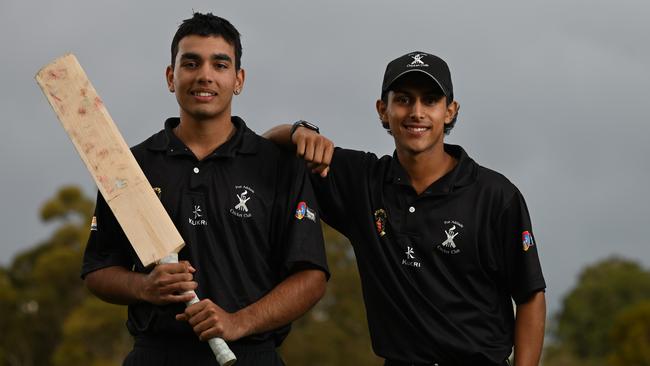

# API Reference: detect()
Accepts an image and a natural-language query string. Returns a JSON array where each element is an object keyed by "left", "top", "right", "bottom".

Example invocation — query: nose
[
  {"left": 410, "top": 99, "right": 425, "bottom": 120},
  {"left": 197, "top": 63, "right": 214, "bottom": 84}
]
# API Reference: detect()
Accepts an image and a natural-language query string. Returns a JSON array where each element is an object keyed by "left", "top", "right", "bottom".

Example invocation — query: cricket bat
[{"left": 35, "top": 54, "right": 236, "bottom": 366}]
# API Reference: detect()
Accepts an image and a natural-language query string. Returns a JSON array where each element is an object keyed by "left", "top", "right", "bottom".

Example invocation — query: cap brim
[{"left": 384, "top": 69, "right": 448, "bottom": 97}]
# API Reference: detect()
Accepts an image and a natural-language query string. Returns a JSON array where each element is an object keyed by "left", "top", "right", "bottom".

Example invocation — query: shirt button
[
  {"left": 193, "top": 167, "right": 200, "bottom": 174},
  {"left": 408, "top": 206, "right": 415, "bottom": 213}
]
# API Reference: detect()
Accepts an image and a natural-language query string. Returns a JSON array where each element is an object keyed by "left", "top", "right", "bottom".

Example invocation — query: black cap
[{"left": 381, "top": 51, "right": 453, "bottom": 101}]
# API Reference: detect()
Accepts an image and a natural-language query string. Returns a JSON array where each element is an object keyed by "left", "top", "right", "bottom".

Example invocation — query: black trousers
[{"left": 124, "top": 337, "right": 285, "bottom": 366}]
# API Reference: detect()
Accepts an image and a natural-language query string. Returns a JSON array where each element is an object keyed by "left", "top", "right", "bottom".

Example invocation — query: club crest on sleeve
[
  {"left": 522, "top": 231, "right": 535, "bottom": 251},
  {"left": 295, "top": 201, "right": 316, "bottom": 222},
  {"left": 90, "top": 216, "right": 97, "bottom": 231},
  {"left": 374, "top": 209, "right": 387, "bottom": 237}
]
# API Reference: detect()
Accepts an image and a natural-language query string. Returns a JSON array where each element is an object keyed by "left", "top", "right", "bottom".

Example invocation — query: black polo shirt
[
  {"left": 312, "top": 144, "right": 545, "bottom": 365},
  {"left": 82, "top": 117, "right": 329, "bottom": 348}
]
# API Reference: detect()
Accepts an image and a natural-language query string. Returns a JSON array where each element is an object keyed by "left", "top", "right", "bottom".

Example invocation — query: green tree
[
  {"left": 607, "top": 300, "right": 650, "bottom": 366},
  {"left": 280, "top": 224, "right": 382, "bottom": 365},
  {"left": 0, "top": 186, "right": 112, "bottom": 366},
  {"left": 52, "top": 297, "right": 131, "bottom": 366},
  {"left": 544, "top": 257, "right": 650, "bottom": 366}
]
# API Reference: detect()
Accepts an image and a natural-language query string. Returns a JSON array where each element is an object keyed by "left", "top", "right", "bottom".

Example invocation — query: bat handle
[{"left": 161, "top": 254, "right": 237, "bottom": 366}]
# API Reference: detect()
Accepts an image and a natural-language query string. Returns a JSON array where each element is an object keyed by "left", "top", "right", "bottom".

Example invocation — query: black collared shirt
[
  {"left": 312, "top": 144, "right": 545, "bottom": 365},
  {"left": 82, "top": 117, "right": 329, "bottom": 347}
]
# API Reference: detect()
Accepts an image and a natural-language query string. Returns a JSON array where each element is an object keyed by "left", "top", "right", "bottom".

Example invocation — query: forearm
[
  {"left": 235, "top": 269, "right": 326, "bottom": 337},
  {"left": 84, "top": 266, "right": 146, "bottom": 305},
  {"left": 262, "top": 124, "right": 294, "bottom": 147},
  {"left": 514, "top": 290, "right": 546, "bottom": 366}
]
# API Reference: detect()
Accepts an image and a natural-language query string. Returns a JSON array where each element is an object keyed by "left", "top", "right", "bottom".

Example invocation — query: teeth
[
  {"left": 194, "top": 92, "right": 215, "bottom": 97},
  {"left": 406, "top": 127, "right": 427, "bottom": 132}
]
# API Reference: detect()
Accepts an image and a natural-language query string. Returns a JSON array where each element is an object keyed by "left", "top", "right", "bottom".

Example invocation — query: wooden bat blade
[{"left": 35, "top": 54, "right": 184, "bottom": 266}]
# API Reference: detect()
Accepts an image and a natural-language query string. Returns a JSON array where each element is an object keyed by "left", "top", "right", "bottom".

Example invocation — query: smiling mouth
[
  {"left": 404, "top": 126, "right": 429, "bottom": 132},
  {"left": 192, "top": 91, "right": 217, "bottom": 97}
]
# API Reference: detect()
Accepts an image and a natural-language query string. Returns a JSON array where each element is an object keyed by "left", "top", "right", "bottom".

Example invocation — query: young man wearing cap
[
  {"left": 264, "top": 52, "right": 546, "bottom": 366},
  {"left": 82, "top": 13, "right": 329, "bottom": 365}
]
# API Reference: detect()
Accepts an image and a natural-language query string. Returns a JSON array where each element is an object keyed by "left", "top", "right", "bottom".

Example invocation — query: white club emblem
[
  {"left": 192, "top": 205, "right": 202, "bottom": 219},
  {"left": 235, "top": 190, "right": 251, "bottom": 212},
  {"left": 405, "top": 246, "right": 415, "bottom": 259},
  {"left": 410, "top": 54, "right": 425, "bottom": 66},
  {"left": 441, "top": 225, "right": 459, "bottom": 248}
]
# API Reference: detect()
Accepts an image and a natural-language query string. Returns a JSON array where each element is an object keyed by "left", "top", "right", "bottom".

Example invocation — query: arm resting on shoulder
[
  {"left": 263, "top": 124, "right": 334, "bottom": 177},
  {"left": 514, "top": 290, "right": 546, "bottom": 366}
]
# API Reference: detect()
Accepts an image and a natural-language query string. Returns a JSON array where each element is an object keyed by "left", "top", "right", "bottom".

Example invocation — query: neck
[
  {"left": 175, "top": 112, "right": 235, "bottom": 160},
  {"left": 396, "top": 144, "right": 457, "bottom": 195}
]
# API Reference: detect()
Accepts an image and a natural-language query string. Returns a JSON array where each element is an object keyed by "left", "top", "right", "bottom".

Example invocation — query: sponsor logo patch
[
  {"left": 295, "top": 201, "right": 316, "bottom": 222},
  {"left": 522, "top": 231, "right": 535, "bottom": 251}
]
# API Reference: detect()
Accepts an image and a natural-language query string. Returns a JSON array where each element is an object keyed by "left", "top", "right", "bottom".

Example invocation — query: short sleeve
[
  {"left": 81, "top": 191, "right": 137, "bottom": 279},
  {"left": 277, "top": 158, "right": 330, "bottom": 280},
  {"left": 499, "top": 190, "right": 546, "bottom": 304},
  {"left": 309, "top": 148, "right": 374, "bottom": 234}
]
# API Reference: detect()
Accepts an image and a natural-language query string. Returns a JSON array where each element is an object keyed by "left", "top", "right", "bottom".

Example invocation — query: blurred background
[{"left": 1, "top": 1, "right": 649, "bottom": 365}]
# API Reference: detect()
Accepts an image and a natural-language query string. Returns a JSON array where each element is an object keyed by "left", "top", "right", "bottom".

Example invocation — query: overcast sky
[{"left": 2, "top": 1, "right": 649, "bottom": 317}]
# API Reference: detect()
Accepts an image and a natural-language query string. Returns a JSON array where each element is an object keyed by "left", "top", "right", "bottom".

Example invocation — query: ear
[
  {"left": 445, "top": 100, "right": 460, "bottom": 124},
  {"left": 166, "top": 65, "right": 174, "bottom": 93},
  {"left": 235, "top": 68, "right": 246, "bottom": 94},
  {"left": 376, "top": 98, "right": 388, "bottom": 127}
]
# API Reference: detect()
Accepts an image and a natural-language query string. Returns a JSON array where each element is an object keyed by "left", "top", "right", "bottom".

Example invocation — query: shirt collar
[
  {"left": 147, "top": 116, "right": 258, "bottom": 157},
  {"left": 387, "top": 144, "right": 477, "bottom": 195}
]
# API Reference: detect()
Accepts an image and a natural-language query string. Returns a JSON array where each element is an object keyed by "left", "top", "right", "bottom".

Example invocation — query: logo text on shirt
[
  {"left": 189, "top": 205, "right": 208, "bottom": 226},
  {"left": 230, "top": 185, "right": 255, "bottom": 218},
  {"left": 435, "top": 220, "right": 463, "bottom": 255}
]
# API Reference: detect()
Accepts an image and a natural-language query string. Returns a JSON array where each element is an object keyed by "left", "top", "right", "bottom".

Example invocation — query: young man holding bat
[
  {"left": 264, "top": 52, "right": 546, "bottom": 365},
  {"left": 81, "top": 13, "right": 328, "bottom": 366}
]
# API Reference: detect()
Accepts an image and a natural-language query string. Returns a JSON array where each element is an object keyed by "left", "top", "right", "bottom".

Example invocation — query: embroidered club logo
[
  {"left": 402, "top": 245, "right": 421, "bottom": 268},
  {"left": 522, "top": 231, "right": 535, "bottom": 251},
  {"left": 90, "top": 216, "right": 97, "bottom": 231},
  {"left": 235, "top": 190, "right": 251, "bottom": 212},
  {"left": 189, "top": 205, "right": 207, "bottom": 226},
  {"left": 435, "top": 220, "right": 463, "bottom": 255},
  {"left": 230, "top": 185, "right": 255, "bottom": 218},
  {"left": 407, "top": 54, "right": 428, "bottom": 68},
  {"left": 374, "top": 209, "right": 387, "bottom": 237},
  {"left": 442, "top": 225, "right": 459, "bottom": 248},
  {"left": 295, "top": 201, "right": 316, "bottom": 222}
]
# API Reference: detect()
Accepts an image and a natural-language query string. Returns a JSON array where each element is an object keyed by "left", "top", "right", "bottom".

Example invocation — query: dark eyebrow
[{"left": 179, "top": 53, "right": 233, "bottom": 63}]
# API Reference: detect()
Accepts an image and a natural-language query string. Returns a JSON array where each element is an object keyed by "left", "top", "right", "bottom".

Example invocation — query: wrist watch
[{"left": 290, "top": 120, "right": 320, "bottom": 139}]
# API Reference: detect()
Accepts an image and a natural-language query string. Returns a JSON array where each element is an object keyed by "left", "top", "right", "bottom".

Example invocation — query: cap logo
[{"left": 408, "top": 54, "right": 428, "bottom": 68}]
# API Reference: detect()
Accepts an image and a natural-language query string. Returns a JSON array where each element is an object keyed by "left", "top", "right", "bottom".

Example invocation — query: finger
[
  {"left": 155, "top": 262, "right": 191, "bottom": 275},
  {"left": 322, "top": 142, "right": 334, "bottom": 166},
  {"left": 295, "top": 137, "right": 306, "bottom": 158},
  {"left": 159, "top": 292, "right": 196, "bottom": 305},
  {"left": 304, "top": 139, "right": 316, "bottom": 162},
  {"left": 321, "top": 166, "right": 330, "bottom": 178},
  {"left": 154, "top": 274, "right": 194, "bottom": 290},
  {"left": 179, "top": 260, "right": 196, "bottom": 273},
  {"left": 311, "top": 139, "right": 325, "bottom": 165},
  {"left": 176, "top": 313, "right": 188, "bottom": 321}
]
